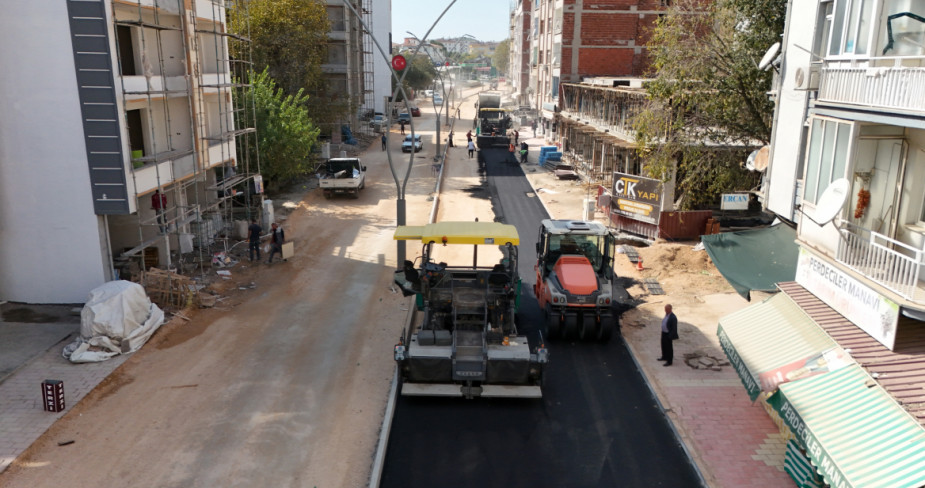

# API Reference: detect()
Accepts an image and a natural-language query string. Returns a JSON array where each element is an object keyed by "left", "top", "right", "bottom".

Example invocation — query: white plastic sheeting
[{"left": 63, "top": 280, "right": 165, "bottom": 363}]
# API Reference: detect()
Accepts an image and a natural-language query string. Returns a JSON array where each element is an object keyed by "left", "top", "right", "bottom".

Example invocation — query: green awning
[
  {"left": 701, "top": 223, "right": 799, "bottom": 300},
  {"left": 769, "top": 364, "right": 925, "bottom": 488},
  {"left": 785, "top": 439, "right": 824, "bottom": 488},
  {"left": 717, "top": 293, "right": 852, "bottom": 402}
]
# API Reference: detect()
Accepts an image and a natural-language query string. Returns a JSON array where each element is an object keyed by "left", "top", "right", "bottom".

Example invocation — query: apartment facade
[
  {"left": 527, "top": 0, "right": 664, "bottom": 133},
  {"left": 0, "top": 0, "right": 258, "bottom": 303},
  {"left": 721, "top": 0, "right": 925, "bottom": 484},
  {"left": 509, "top": 0, "right": 532, "bottom": 105}
]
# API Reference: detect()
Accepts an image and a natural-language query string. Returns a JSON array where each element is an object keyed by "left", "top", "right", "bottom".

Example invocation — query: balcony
[
  {"left": 837, "top": 221, "right": 925, "bottom": 302},
  {"left": 818, "top": 65, "right": 925, "bottom": 113}
]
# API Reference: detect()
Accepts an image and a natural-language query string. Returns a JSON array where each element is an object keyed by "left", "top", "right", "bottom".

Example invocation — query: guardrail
[
  {"left": 837, "top": 221, "right": 924, "bottom": 300},
  {"left": 819, "top": 66, "right": 925, "bottom": 112}
]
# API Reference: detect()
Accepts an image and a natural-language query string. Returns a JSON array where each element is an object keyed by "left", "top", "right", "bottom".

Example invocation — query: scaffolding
[
  {"left": 110, "top": 0, "right": 260, "bottom": 294},
  {"left": 360, "top": 0, "right": 376, "bottom": 134}
]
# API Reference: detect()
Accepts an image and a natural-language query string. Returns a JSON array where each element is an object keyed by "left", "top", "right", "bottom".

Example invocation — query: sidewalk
[
  {"left": 515, "top": 121, "right": 793, "bottom": 488},
  {"left": 0, "top": 307, "right": 128, "bottom": 473}
]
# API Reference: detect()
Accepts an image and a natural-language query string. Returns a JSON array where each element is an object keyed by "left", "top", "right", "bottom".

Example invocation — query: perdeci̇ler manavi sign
[{"left": 795, "top": 247, "right": 899, "bottom": 350}]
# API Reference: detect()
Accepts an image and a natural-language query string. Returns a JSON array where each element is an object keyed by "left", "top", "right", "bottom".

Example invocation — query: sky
[{"left": 390, "top": 0, "right": 511, "bottom": 43}]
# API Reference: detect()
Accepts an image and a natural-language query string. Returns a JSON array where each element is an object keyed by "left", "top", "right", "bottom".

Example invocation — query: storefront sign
[
  {"left": 611, "top": 172, "right": 662, "bottom": 225},
  {"left": 795, "top": 248, "right": 899, "bottom": 350},
  {"left": 721, "top": 193, "right": 749, "bottom": 210},
  {"left": 717, "top": 325, "right": 762, "bottom": 401}
]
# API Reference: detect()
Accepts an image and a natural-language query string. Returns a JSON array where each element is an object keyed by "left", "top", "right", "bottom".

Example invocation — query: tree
[
  {"left": 634, "top": 0, "right": 786, "bottom": 209},
  {"left": 492, "top": 39, "right": 510, "bottom": 75},
  {"left": 229, "top": 0, "right": 348, "bottom": 133},
  {"left": 393, "top": 54, "right": 436, "bottom": 99},
  {"left": 243, "top": 69, "right": 321, "bottom": 191}
]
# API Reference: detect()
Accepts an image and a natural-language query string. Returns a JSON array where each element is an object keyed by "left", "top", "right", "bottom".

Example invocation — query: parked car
[
  {"left": 369, "top": 114, "right": 388, "bottom": 132},
  {"left": 402, "top": 134, "right": 423, "bottom": 153},
  {"left": 397, "top": 112, "right": 412, "bottom": 124},
  {"left": 433, "top": 94, "right": 443, "bottom": 106},
  {"left": 410, "top": 107, "right": 421, "bottom": 117},
  {"left": 422, "top": 90, "right": 433, "bottom": 98}
]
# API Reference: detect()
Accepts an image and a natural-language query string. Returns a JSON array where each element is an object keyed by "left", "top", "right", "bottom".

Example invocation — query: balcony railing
[
  {"left": 837, "top": 221, "right": 925, "bottom": 301},
  {"left": 818, "top": 66, "right": 925, "bottom": 112}
]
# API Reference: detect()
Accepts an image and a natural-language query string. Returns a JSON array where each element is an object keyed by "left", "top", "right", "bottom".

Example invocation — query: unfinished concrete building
[{"left": 0, "top": 0, "right": 259, "bottom": 303}]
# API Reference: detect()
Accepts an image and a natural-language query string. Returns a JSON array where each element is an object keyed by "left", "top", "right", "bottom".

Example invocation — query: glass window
[
  {"left": 805, "top": 119, "right": 824, "bottom": 202},
  {"left": 829, "top": 0, "right": 846, "bottom": 55},
  {"left": 803, "top": 118, "right": 853, "bottom": 204},
  {"left": 327, "top": 6, "right": 345, "bottom": 32},
  {"left": 880, "top": 0, "right": 925, "bottom": 56}
]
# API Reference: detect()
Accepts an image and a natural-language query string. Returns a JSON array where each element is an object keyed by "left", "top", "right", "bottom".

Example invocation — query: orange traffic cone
[{"left": 637, "top": 259, "right": 644, "bottom": 271}]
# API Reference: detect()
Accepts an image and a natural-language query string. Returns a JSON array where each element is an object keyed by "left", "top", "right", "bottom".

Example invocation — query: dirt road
[{"left": 0, "top": 91, "right": 485, "bottom": 487}]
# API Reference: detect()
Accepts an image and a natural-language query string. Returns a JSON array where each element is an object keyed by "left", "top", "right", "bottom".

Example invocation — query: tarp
[
  {"left": 701, "top": 223, "right": 799, "bottom": 300},
  {"left": 63, "top": 280, "right": 165, "bottom": 363}
]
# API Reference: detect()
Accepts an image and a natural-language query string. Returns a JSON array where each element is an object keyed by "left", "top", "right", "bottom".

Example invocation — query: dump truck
[
  {"left": 318, "top": 157, "right": 366, "bottom": 199},
  {"left": 475, "top": 91, "right": 512, "bottom": 148},
  {"left": 393, "top": 221, "right": 548, "bottom": 399},
  {"left": 534, "top": 219, "right": 616, "bottom": 342}
]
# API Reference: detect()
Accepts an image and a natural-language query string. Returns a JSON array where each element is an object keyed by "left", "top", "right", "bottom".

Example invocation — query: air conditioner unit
[{"left": 793, "top": 65, "right": 820, "bottom": 91}]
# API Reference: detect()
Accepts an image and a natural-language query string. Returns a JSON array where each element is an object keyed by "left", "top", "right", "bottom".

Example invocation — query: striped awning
[
  {"left": 717, "top": 293, "right": 852, "bottom": 401},
  {"left": 769, "top": 364, "right": 925, "bottom": 488},
  {"left": 785, "top": 439, "right": 824, "bottom": 488}
]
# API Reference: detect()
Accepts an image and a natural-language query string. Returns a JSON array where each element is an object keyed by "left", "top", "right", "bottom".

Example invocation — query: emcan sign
[{"left": 611, "top": 172, "right": 662, "bottom": 225}]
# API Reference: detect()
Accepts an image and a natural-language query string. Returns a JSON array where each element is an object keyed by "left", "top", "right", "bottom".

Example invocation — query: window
[
  {"left": 116, "top": 25, "right": 136, "bottom": 76},
  {"left": 825, "top": 0, "right": 875, "bottom": 56},
  {"left": 880, "top": 0, "right": 925, "bottom": 56},
  {"left": 327, "top": 42, "right": 347, "bottom": 65},
  {"left": 551, "top": 76, "right": 560, "bottom": 98},
  {"left": 803, "top": 118, "right": 852, "bottom": 204},
  {"left": 327, "top": 6, "right": 345, "bottom": 32}
]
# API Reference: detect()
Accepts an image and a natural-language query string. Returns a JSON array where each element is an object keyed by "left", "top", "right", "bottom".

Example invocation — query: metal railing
[
  {"left": 819, "top": 66, "right": 925, "bottom": 112},
  {"left": 837, "top": 221, "right": 925, "bottom": 300}
]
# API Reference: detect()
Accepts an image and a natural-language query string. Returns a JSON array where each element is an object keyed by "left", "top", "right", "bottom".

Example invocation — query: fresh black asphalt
[{"left": 379, "top": 148, "right": 702, "bottom": 487}]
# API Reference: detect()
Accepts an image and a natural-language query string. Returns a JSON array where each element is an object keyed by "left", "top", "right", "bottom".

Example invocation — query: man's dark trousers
[{"left": 661, "top": 332, "right": 673, "bottom": 365}]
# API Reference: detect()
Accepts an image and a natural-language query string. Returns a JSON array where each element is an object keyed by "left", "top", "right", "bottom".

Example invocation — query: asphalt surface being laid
[{"left": 379, "top": 148, "right": 702, "bottom": 487}]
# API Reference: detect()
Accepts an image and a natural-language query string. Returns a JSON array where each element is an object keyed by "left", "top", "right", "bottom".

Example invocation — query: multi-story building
[
  {"left": 527, "top": 0, "right": 665, "bottom": 134},
  {"left": 0, "top": 0, "right": 260, "bottom": 304},
  {"left": 324, "top": 0, "right": 367, "bottom": 137},
  {"left": 509, "top": 0, "right": 532, "bottom": 106},
  {"left": 719, "top": 0, "right": 925, "bottom": 484}
]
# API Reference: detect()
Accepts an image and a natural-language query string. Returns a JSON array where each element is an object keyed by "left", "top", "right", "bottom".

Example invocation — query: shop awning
[
  {"left": 701, "top": 223, "right": 799, "bottom": 300},
  {"left": 769, "top": 364, "right": 925, "bottom": 488},
  {"left": 717, "top": 293, "right": 852, "bottom": 402}
]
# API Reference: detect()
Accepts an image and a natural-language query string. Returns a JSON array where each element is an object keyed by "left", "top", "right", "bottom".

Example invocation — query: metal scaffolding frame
[{"left": 110, "top": 0, "right": 259, "bottom": 286}]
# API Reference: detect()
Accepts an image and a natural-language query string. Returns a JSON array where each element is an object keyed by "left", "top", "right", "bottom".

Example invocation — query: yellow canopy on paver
[{"left": 394, "top": 221, "right": 519, "bottom": 246}]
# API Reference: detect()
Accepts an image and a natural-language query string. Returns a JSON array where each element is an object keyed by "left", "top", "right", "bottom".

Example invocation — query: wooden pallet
[{"left": 140, "top": 268, "right": 199, "bottom": 310}]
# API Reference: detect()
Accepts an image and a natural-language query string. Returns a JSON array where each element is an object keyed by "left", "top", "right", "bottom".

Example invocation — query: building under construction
[{"left": 0, "top": 0, "right": 260, "bottom": 303}]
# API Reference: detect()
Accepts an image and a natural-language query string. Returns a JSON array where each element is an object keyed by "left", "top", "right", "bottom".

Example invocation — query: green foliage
[
  {"left": 244, "top": 69, "right": 320, "bottom": 191},
  {"left": 634, "top": 0, "right": 786, "bottom": 209},
  {"left": 492, "top": 39, "right": 510, "bottom": 75},
  {"left": 229, "top": 0, "right": 349, "bottom": 132},
  {"left": 393, "top": 55, "right": 436, "bottom": 98}
]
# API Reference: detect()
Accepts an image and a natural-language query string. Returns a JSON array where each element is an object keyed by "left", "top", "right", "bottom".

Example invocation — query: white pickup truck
[{"left": 318, "top": 158, "right": 366, "bottom": 199}]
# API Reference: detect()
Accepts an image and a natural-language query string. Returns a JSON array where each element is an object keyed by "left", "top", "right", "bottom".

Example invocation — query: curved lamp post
[{"left": 340, "top": 0, "right": 457, "bottom": 265}]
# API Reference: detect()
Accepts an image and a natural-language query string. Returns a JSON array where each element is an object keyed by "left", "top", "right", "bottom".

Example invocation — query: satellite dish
[
  {"left": 813, "top": 178, "right": 850, "bottom": 226},
  {"left": 758, "top": 42, "right": 781, "bottom": 70}
]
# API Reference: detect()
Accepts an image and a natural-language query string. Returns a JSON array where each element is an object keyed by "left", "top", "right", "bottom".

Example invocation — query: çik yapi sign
[{"left": 611, "top": 172, "right": 663, "bottom": 225}]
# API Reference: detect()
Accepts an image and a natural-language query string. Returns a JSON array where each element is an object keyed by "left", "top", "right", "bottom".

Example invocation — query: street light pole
[{"left": 342, "top": 1, "right": 457, "bottom": 266}]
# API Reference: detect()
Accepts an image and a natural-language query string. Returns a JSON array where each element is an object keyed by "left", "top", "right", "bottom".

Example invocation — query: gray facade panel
[{"left": 67, "top": 0, "right": 130, "bottom": 215}]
